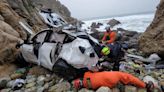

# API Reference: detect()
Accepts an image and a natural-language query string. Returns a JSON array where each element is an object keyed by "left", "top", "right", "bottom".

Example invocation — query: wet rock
[
  {"left": 125, "top": 86, "right": 137, "bottom": 92},
  {"left": 96, "top": 86, "right": 112, "bottom": 92},
  {"left": 91, "top": 22, "right": 100, "bottom": 28},
  {"left": 107, "top": 19, "right": 121, "bottom": 27},
  {"left": 48, "top": 81, "right": 71, "bottom": 92}
]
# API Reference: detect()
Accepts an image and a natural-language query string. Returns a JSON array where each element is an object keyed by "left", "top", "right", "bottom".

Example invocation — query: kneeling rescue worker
[
  {"left": 72, "top": 71, "right": 154, "bottom": 92},
  {"left": 101, "top": 26, "right": 116, "bottom": 44}
]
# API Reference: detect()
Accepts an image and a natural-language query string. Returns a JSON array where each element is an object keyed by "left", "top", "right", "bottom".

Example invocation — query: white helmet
[{"left": 105, "top": 25, "right": 111, "bottom": 30}]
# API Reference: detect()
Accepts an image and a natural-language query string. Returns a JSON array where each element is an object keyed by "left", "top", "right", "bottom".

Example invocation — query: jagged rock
[
  {"left": 107, "top": 19, "right": 121, "bottom": 27},
  {"left": 0, "top": 20, "right": 20, "bottom": 37},
  {"left": 91, "top": 22, "right": 100, "bottom": 28},
  {"left": 0, "top": 5, "right": 22, "bottom": 64},
  {"left": 0, "top": 0, "right": 26, "bottom": 39},
  {"left": 117, "top": 28, "right": 127, "bottom": 32},
  {"left": 139, "top": 0, "right": 164, "bottom": 58},
  {"left": 96, "top": 87, "right": 112, "bottom": 92}
]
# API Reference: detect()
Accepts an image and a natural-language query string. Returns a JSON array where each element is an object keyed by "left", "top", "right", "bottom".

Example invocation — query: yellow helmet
[{"left": 101, "top": 46, "right": 110, "bottom": 56}]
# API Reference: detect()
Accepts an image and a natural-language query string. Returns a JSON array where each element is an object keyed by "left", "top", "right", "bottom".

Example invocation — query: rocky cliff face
[
  {"left": 139, "top": 0, "right": 164, "bottom": 58},
  {"left": 0, "top": 0, "right": 76, "bottom": 64}
]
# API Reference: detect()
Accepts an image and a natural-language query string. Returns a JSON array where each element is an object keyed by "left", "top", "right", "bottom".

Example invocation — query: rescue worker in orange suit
[
  {"left": 101, "top": 26, "right": 116, "bottom": 44},
  {"left": 72, "top": 71, "right": 154, "bottom": 92}
]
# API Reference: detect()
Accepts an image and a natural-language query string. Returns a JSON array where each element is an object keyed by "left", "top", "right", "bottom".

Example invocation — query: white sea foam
[{"left": 82, "top": 13, "right": 155, "bottom": 33}]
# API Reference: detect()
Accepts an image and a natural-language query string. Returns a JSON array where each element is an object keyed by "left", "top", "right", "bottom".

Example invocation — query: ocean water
[{"left": 82, "top": 13, "right": 155, "bottom": 33}]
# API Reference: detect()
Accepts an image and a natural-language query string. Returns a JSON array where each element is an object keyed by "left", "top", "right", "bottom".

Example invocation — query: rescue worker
[
  {"left": 72, "top": 71, "right": 154, "bottom": 92},
  {"left": 99, "top": 44, "right": 124, "bottom": 71},
  {"left": 101, "top": 26, "right": 116, "bottom": 44}
]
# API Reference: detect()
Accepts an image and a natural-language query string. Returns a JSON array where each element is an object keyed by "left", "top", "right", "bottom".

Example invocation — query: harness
[{"left": 86, "top": 78, "right": 92, "bottom": 89}]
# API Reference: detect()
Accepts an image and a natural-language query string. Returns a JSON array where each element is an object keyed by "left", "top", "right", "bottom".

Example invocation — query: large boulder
[
  {"left": 90, "top": 22, "right": 102, "bottom": 28},
  {"left": 139, "top": 0, "right": 164, "bottom": 58},
  {"left": 107, "top": 19, "right": 121, "bottom": 27}
]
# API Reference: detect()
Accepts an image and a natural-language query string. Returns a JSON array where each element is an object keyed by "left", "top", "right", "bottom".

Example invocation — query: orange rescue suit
[
  {"left": 102, "top": 31, "right": 116, "bottom": 44},
  {"left": 82, "top": 71, "right": 146, "bottom": 90}
]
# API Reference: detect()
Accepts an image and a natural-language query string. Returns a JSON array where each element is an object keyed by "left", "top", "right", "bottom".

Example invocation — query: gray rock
[
  {"left": 78, "top": 88, "right": 94, "bottom": 92},
  {"left": 107, "top": 19, "right": 121, "bottom": 27},
  {"left": 37, "top": 75, "right": 45, "bottom": 81},
  {"left": 0, "top": 77, "right": 11, "bottom": 88},
  {"left": 37, "top": 87, "right": 44, "bottom": 92},
  {"left": 7, "top": 80, "right": 15, "bottom": 88},
  {"left": 96, "top": 87, "right": 112, "bottom": 92}
]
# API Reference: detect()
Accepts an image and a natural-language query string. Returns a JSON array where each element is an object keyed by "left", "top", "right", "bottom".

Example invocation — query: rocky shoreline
[{"left": 0, "top": 0, "right": 164, "bottom": 92}]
